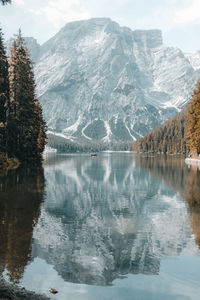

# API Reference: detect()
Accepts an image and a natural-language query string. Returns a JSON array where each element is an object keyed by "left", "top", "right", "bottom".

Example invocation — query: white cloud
[
  {"left": 37, "top": 0, "right": 91, "bottom": 29},
  {"left": 174, "top": 0, "right": 200, "bottom": 24}
]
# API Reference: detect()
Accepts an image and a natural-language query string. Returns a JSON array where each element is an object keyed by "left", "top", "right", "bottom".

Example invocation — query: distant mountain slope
[
  {"left": 134, "top": 108, "right": 188, "bottom": 154},
  {"left": 6, "top": 37, "right": 41, "bottom": 63},
  {"left": 7, "top": 18, "right": 200, "bottom": 143}
]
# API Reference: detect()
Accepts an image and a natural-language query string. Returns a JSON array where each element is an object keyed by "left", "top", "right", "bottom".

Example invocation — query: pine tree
[
  {"left": 0, "top": 28, "right": 9, "bottom": 154},
  {"left": 134, "top": 109, "right": 188, "bottom": 154},
  {"left": 188, "top": 80, "right": 200, "bottom": 155},
  {"left": 0, "top": 0, "right": 11, "bottom": 5},
  {"left": 6, "top": 41, "right": 18, "bottom": 158},
  {"left": 7, "top": 31, "right": 46, "bottom": 161},
  {"left": 34, "top": 100, "right": 47, "bottom": 156}
]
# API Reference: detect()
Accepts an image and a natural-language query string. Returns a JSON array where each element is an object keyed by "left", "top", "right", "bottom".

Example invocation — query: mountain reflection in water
[
  {"left": 0, "top": 153, "right": 200, "bottom": 290},
  {"left": 135, "top": 155, "right": 200, "bottom": 249},
  {"left": 32, "top": 154, "right": 200, "bottom": 286}
]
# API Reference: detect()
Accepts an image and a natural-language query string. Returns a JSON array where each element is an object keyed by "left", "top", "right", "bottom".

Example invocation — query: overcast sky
[{"left": 0, "top": 0, "right": 200, "bottom": 52}]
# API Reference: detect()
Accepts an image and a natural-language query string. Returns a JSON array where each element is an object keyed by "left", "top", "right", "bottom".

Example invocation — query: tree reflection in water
[
  {"left": 0, "top": 164, "right": 45, "bottom": 282},
  {"left": 31, "top": 154, "right": 197, "bottom": 286},
  {"left": 0, "top": 154, "right": 200, "bottom": 287},
  {"left": 135, "top": 155, "right": 200, "bottom": 250}
]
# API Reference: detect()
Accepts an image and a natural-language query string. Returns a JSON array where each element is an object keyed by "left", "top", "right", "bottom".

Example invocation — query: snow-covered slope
[
  {"left": 185, "top": 51, "right": 200, "bottom": 71},
  {"left": 11, "top": 18, "right": 200, "bottom": 142}
]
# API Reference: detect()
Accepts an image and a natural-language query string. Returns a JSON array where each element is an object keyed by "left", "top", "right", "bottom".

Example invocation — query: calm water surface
[{"left": 0, "top": 153, "right": 200, "bottom": 299}]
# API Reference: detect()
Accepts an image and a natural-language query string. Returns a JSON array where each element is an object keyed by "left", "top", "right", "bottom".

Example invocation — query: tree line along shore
[
  {"left": 0, "top": 28, "right": 46, "bottom": 169},
  {"left": 134, "top": 80, "right": 200, "bottom": 158}
]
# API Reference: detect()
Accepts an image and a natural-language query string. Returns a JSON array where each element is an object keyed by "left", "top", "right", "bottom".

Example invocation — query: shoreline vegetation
[
  {"left": 0, "top": 1, "right": 47, "bottom": 296},
  {"left": 0, "top": 29, "right": 46, "bottom": 171},
  {"left": 134, "top": 109, "right": 188, "bottom": 155},
  {"left": 134, "top": 80, "right": 200, "bottom": 158},
  {"left": 47, "top": 132, "right": 134, "bottom": 153}
]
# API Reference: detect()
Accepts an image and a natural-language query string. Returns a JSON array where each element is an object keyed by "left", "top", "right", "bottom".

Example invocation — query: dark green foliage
[
  {"left": 47, "top": 133, "right": 133, "bottom": 153},
  {"left": 0, "top": 29, "right": 46, "bottom": 163},
  {"left": 134, "top": 80, "right": 200, "bottom": 156},
  {"left": 0, "top": 164, "right": 45, "bottom": 282},
  {"left": 7, "top": 32, "right": 46, "bottom": 161},
  {"left": 187, "top": 80, "right": 200, "bottom": 155},
  {"left": 47, "top": 134, "right": 108, "bottom": 153},
  {"left": 0, "top": 29, "right": 9, "bottom": 153},
  {"left": 134, "top": 109, "right": 189, "bottom": 154},
  {"left": 0, "top": 0, "right": 11, "bottom": 4},
  {"left": 0, "top": 29, "right": 9, "bottom": 124}
]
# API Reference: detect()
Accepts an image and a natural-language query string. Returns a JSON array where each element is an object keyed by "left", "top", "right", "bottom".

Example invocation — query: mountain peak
[
  {"left": 60, "top": 18, "right": 115, "bottom": 32},
  {"left": 33, "top": 18, "right": 198, "bottom": 142}
]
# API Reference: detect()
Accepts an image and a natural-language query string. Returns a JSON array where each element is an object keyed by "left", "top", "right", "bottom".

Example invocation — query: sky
[{"left": 0, "top": 0, "right": 200, "bottom": 52}]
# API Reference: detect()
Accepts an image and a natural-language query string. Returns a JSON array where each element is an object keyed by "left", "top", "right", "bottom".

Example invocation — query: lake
[{"left": 0, "top": 153, "right": 200, "bottom": 300}]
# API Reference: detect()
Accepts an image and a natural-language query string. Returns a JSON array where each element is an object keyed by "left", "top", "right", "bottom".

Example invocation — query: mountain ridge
[{"left": 7, "top": 18, "right": 200, "bottom": 143}]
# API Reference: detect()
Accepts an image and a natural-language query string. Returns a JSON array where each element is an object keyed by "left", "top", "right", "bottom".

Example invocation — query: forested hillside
[
  {"left": 134, "top": 108, "right": 188, "bottom": 154},
  {"left": 187, "top": 80, "right": 200, "bottom": 155},
  {"left": 47, "top": 133, "right": 133, "bottom": 153},
  {"left": 134, "top": 79, "right": 200, "bottom": 156}
]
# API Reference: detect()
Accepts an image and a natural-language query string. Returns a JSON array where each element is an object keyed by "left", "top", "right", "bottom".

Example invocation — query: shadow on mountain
[{"left": 0, "top": 164, "right": 45, "bottom": 283}]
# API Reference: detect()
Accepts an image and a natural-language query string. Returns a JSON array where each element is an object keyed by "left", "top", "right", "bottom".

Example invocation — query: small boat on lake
[{"left": 91, "top": 153, "right": 97, "bottom": 157}]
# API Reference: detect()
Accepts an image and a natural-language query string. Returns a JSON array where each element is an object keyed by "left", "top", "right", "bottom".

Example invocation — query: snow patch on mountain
[
  {"left": 185, "top": 51, "right": 200, "bottom": 71},
  {"left": 10, "top": 18, "right": 200, "bottom": 142}
]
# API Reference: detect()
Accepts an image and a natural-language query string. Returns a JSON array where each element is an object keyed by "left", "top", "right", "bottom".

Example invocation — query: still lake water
[{"left": 0, "top": 153, "right": 200, "bottom": 299}]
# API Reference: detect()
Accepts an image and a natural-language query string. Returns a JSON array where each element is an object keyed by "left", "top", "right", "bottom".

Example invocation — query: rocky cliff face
[{"left": 8, "top": 18, "right": 200, "bottom": 142}]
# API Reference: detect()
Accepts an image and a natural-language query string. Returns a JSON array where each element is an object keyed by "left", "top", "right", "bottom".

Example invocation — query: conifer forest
[
  {"left": 134, "top": 80, "right": 200, "bottom": 156},
  {"left": 0, "top": 28, "right": 46, "bottom": 166}
]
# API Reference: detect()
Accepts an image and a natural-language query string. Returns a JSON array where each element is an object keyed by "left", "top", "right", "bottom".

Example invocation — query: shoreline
[{"left": 0, "top": 279, "right": 49, "bottom": 300}]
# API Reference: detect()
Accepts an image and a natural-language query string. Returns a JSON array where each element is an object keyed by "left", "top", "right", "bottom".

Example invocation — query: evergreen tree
[
  {"left": 34, "top": 100, "right": 47, "bottom": 155},
  {"left": 188, "top": 80, "right": 200, "bottom": 155},
  {"left": 0, "top": 0, "right": 11, "bottom": 4},
  {"left": 7, "top": 31, "right": 46, "bottom": 161},
  {"left": 134, "top": 109, "right": 188, "bottom": 154},
  {"left": 0, "top": 28, "right": 9, "bottom": 153}
]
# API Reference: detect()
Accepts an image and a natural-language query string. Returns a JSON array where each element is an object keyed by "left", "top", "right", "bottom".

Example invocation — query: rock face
[{"left": 12, "top": 18, "right": 200, "bottom": 142}]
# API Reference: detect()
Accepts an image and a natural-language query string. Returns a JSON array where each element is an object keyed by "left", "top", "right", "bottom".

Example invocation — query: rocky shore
[{"left": 0, "top": 279, "right": 49, "bottom": 300}]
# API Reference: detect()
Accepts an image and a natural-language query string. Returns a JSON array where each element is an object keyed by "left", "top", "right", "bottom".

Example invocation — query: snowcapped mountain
[
  {"left": 11, "top": 18, "right": 200, "bottom": 142},
  {"left": 185, "top": 51, "right": 200, "bottom": 71}
]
